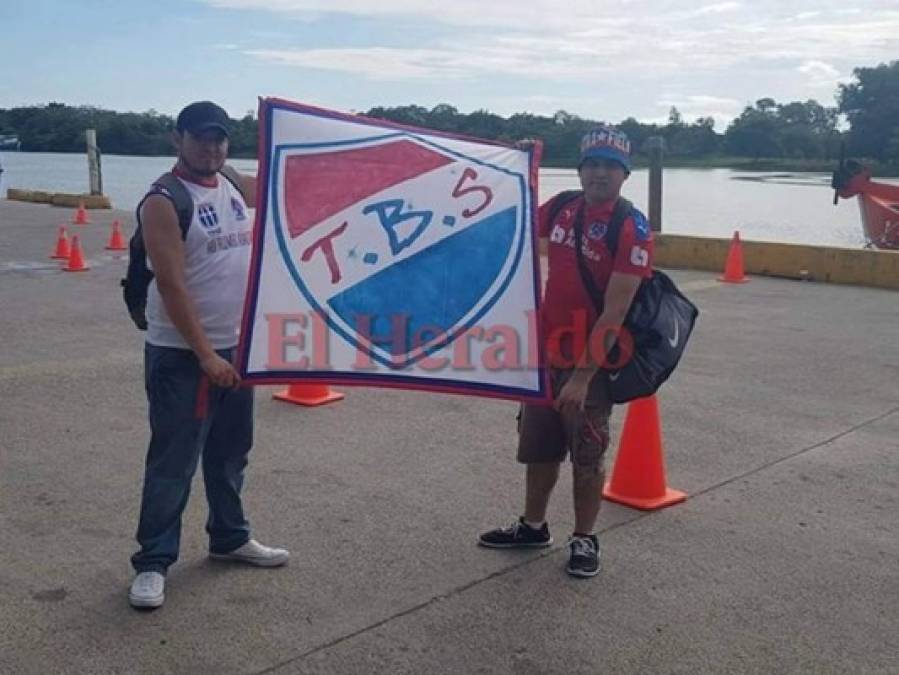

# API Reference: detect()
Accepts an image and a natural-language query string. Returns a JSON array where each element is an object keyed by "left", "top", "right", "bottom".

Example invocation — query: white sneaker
[
  {"left": 209, "top": 539, "right": 289, "bottom": 567},
  {"left": 129, "top": 571, "right": 165, "bottom": 608}
]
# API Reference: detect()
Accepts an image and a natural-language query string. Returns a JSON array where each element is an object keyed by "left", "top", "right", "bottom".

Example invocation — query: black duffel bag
[
  {"left": 568, "top": 195, "right": 699, "bottom": 403},
  {"left": 601, "top": 268, "right": 699, "bottom": 403}
]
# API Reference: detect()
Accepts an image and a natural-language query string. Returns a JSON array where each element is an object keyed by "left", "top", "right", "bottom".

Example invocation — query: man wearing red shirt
[{"left": 479, "top": 126, "right": 652, "bottom": 578}]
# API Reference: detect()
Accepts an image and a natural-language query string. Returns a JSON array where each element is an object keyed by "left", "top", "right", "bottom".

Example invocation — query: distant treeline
[{"left": 2, "top": 61, "right": 897, "bottom": 168}]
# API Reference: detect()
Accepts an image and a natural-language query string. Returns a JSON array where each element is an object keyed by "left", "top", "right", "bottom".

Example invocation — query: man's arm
[
  {"left": 554, "top": 272, "right": 641, "bottom": 411},
  {"left": 141, "top": 195, "right": 240, "bottom": 388},
  {"left": 538, "top": 236, "right": 548, "bottom": 256},
  {"left": 587, "top": 271, "right": 642, "bottom": 368}
]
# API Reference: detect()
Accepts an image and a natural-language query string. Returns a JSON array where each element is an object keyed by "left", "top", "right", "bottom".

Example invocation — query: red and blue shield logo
[{"left": 270, "top": 132, "right": 528, "bottom": 369}]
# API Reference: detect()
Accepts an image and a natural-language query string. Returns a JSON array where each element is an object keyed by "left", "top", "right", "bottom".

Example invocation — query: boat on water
[
  {"left": 832, "top": 160, "right": 899, "bottom": 250},
  {"left": 0, "top": 134, "right": 21, "bottom": 151}
]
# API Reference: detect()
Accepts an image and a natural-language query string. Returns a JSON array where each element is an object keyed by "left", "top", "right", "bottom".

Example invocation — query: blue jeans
[{"left": 132, "top": 344, "right": 253, "bottom": 574}]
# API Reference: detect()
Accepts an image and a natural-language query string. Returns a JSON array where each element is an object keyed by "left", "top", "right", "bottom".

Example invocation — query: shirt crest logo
[
  {"left": 587, "top": 221, "right": 608, "bottom": 240},
  {"left": 197, "top": 203, "right": 219, "bottom": 229}
]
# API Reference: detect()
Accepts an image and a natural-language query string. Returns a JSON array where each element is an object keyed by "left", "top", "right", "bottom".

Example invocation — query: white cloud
[
  {"left": 206, "top": 0, "right": 899, "bottom": 124},
  {"left": 246, "top": 34, "right": 633, "bottom": 81},
  {"left": 798, "top": 60, "right": 852, "bottom": 91},
  {"left": 204, "top": 0, "right": 609, "bottom": 31},
  {"left": 689, "top": 2, "right": 742, "bottom": 16},
  {"left": 799, "top": 60, "right": 840, "bottom": 79},
  {"left": 248, "top": 47, "right": 473, "bottom": 79},
  {"left": 243, "top": 9, "right": 898, "bottom": 83},
  {"left": 225, "top": 1, "right": 899, "bottom": 73}
]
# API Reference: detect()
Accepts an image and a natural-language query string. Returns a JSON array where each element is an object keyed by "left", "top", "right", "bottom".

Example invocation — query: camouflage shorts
[{"left": 517, "top": 368, "right": 612, "bottom": 471}]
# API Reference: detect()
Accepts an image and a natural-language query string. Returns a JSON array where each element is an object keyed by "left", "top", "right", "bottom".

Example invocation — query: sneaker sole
[
  {"left": 208, "top": 553, "right": 289, "bottom": 567},
  {"left": 129, "top": 593, "right": 164, "bottom": 608},
  {"left": 566, "top": 565, "right": 600, "bottom": 578},
  {"left": 477, "top": 538, "right": 554, "bottom": 549}
]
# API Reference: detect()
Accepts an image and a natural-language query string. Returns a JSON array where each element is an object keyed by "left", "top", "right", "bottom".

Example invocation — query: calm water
[{"left": 0, "top": 151, "right": 880, "bottom": 248}]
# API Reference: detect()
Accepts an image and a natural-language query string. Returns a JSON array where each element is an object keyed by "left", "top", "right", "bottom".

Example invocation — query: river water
[{"left": 0, "top": 151, "right": 880, "bottom": 248}]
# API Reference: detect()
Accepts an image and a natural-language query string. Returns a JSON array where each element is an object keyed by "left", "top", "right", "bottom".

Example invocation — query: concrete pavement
[{"left": 1, "top": 199, "right": 897, "bottom": 674}]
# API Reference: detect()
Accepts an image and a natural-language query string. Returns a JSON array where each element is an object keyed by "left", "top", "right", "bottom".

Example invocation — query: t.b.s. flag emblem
[{"left": 239, "top": 98, "right": 546, "bottom": 402}]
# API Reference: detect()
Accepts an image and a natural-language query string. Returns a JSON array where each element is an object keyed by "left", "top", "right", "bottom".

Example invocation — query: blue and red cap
[{"left": 578, "top": 125, "right": 631, "bottom": 173}]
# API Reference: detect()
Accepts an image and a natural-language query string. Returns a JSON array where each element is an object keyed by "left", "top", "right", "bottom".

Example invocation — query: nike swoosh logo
[
  {"left": 609, "top": 371, "right": 621, "bottom": 381},
  {"left": 668, "top": 320, "right": 679, "bottom": 348}
]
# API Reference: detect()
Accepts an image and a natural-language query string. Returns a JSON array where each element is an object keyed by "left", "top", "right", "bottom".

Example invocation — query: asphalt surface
[{"left": 1, "top": 199, "right": 897, "bottom": 674}]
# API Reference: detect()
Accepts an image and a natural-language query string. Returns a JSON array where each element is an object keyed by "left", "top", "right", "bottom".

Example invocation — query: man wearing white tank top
[{"left": 129, "top": 101, "right": 289, "bottom": 609}]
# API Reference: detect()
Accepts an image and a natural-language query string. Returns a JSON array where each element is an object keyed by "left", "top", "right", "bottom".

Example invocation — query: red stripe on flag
[{"left": 283, "top": 139, "right": 454, "bottom": 239}]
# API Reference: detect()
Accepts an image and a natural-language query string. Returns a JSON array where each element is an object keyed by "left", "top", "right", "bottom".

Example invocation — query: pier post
[
  {"left": 86, "top": 129, "right": 103, "bottom": 196},
  {"left": 646, "top": 135, "right": 665, "bottom": 232}
]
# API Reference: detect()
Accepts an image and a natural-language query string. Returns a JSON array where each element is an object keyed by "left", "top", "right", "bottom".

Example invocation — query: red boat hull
[
  {"left": 836, "top": 169, "right": 899, "bottom": 249},
  {"left": 858, "top": 193, "right": 899, "bottom": 249}
]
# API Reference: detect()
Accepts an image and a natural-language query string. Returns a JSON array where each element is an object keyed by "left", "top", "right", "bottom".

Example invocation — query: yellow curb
[
  {"left": 656, "top": 234, "right": 899, "bottom": 291},
  {"left": 6, "top": 189, "right": 112, "bottom": 208}
]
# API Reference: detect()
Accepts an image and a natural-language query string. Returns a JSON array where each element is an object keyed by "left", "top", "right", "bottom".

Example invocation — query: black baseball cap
[{"left": 175, "top": 101, "right": 231, "bottom": 136}]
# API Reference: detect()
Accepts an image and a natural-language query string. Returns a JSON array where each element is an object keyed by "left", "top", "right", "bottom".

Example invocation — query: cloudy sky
[{"left": 3, "top": 0, "right": 898, "bottom": 129}]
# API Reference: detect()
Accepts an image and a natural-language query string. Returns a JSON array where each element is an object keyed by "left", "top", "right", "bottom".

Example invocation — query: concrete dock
[{"left": 1, "top": 198, "right": 897, "bottom": 674}]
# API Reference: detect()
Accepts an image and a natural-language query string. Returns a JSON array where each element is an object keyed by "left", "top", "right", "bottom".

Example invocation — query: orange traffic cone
[
  {"left": 105, "top": 220, "right": 127, "bottom": 251},
  {"left": 273, "top": 382, "right": 344, "bottom": 407},
  {"left": 73, "top": 200, "right": 90, "bottom": 225},
  {"left": 63, "top": 234, "right": 89, "bottom": 272},
  {"left": 603, "top": 395, "right": 687, "bottom": 510},
  {"left": 718, "top": 230, "right": 749, "bottom": 283},
  {"left": 50, "top": 226, "right": 71, "bottom": 259}
]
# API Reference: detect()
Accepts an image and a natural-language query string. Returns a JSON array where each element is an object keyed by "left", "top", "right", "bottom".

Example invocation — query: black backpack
[
  {"left": 122, "top": 166, "right": 245, "bottom": 330},
  {"left": 546, "top": 190, "right": 699, "bottom": 403}
]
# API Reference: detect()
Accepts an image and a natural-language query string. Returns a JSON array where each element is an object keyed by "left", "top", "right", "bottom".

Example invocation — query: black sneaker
[
  {"left": 478, "top": 517, "right": 553, "bottom": 548},
  {"left": 566, "top": 534, "right": 600, "bottom": 577}
]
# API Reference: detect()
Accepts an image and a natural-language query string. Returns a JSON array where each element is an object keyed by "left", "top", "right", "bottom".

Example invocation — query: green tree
[
  {"left": 668, "top": 118, "right": 720, "bottom": 157},
  {"left": 463, "top": 109, "right": 505, "bottom": 139},
  {"left": 617, "top": 117, "right": 660, "bottom": 156},
  {"left": 885, "top": 128, "right": 899, "bottom": 165},
  {"left": 723, "top": 98, "right": 836, "bottom": 159},
  {"left": 724, "top": 104, "right": 782, "bottom": 157},
  {"left": 229, "top": 112, "right": 258, "bottom": 158},
  {"left": 667, "top": 106, "right": 684, "bottom": 128},
  {"left": 428, "top": 103, "right": 461, "bottom": 132},
  {"left": 839, "top": 61, "right": 899, "bottom": 159},
  {"left": 367, "top": 105, "right": 430, "bottom": 128}
]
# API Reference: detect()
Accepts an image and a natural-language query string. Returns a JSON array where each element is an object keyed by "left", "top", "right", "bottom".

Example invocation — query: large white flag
[{"left": 238, "top": 98, "right": 547, "bottom": 401}]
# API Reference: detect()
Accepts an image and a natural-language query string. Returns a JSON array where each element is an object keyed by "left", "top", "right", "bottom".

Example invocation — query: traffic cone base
[
  {"left": 603, "top": 484, "right": 687, "bottom": 511},
  {"left": 105, "top": 220, "right": 127, "bottom": 251},
  {"left": 63, "top": 234, "right": 89, "bottom": 272},
  {"left": 50, "top": 226, "right": 70, "bottom": 259},
  {"left": 273, "top": 383, "right": 344, "bottom": 407}
]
